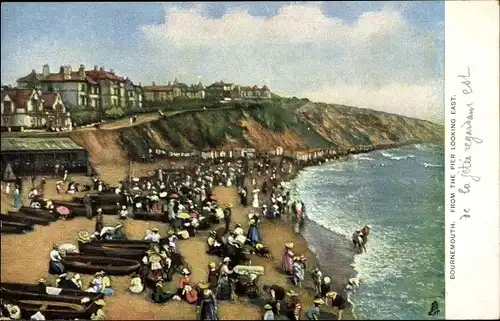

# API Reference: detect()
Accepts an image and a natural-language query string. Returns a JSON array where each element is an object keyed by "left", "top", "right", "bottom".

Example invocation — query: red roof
[
  {"left": 85, "top": 70, "right": 121, "bottom": 82},
  {"left": 4, "top": 89, "right": 34, "bottom": 109},
  {"left": 41, "top": 92, "right": 58, "bottom": 109}
]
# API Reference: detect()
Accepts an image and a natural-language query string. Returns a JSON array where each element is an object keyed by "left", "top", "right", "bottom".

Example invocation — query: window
[
  {"left": 4, "top": 102, "right": 13, "bottom": 113},
  {"left": 80, "top": 84, "right": 86, "bottom": 92},
  {"left": 80, "top": 96, "right": 86, "bottom": 106}
]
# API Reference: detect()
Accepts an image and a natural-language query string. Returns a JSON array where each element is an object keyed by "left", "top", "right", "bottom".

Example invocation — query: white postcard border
[{"left": 445, "top": 1, "right": 500, "bottom": 319}]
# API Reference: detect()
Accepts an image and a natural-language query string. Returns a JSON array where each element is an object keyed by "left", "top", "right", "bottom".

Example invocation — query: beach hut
[{"left": 201, "top": 150, "right": 213, "bottom": 160}]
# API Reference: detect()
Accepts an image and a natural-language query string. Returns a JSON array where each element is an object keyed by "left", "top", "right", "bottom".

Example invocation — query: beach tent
[{"left": 3, "top": 162, "right": 16, "bottom": 181}]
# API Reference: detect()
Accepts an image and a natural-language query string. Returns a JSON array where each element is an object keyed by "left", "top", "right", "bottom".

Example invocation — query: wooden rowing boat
[
  {"left": 78, "top": 238, "right": 168, "bottom": 251},
  {"left": 3, "top": 292, "right": 99, "bottom": 320},
  {"left": 0, "top": 282, "right": 104, "bottom": 301},
  {"left": 6, "top": 211, "right": 52, "bottom": 225},
  {"left": 18, "top": 207, "right": 59, "bottom": 220},
  {"left": 74, "top": 194, "right": 124, "bottom": 206},
  {"left": 133, "top": 211, "right": 169, "bottom": 222},
  {"left": 1, "top": 213, "right": 36, "bottom": 226},
  {"left": 62, "top": 253, "right": 141, "bottom": 275},
  {"left": 0, "top": 220, "right": 33, "bottom": 234},
  {"left": 79, "top": 243, "right": 146, "bottom": 260}
]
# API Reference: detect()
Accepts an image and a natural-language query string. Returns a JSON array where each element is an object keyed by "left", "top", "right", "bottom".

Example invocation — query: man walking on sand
[
  {"left": 84, "top": 194, "right": 93, "bottom": 219},
  {"left": 223, "top": 203, "right": 232, "bottom": 231}
]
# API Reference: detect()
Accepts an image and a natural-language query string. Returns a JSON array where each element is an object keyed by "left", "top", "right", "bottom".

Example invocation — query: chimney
[
  {"left": 78, "top": 64, "right": 85, "bottom": 78},
  {"left": 152, "top": 81, "right": 156, "bottom": 86},
  {"left": 42, "top": 64, "right": 50, "bottom": 77},
  {"left": 94, "top": 65, "right": 98, "bottom": 71},
  {"left": 60, "top": 66, "right": 65, "bottom": 74},
  {"left": 167, "top": 81, "right": 172, "bottom": 86},
  {"left": 63, "top": 65, "right": 72, "bottom": 80},
  {"left": 31, "top": 69, "right": 36, "bottom": 74},
  {"left": 99, "top": 67, "right": 104, "bottom": 72}
]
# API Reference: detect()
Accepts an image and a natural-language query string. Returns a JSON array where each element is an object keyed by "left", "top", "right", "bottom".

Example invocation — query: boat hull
[
  {"left": 62, "top": 253, "right": 141, "bottom": 275},
  {"left": 19, "top": 207, "right": 59, "bottom": 220},
  {"left": 78, "top": 239, "right": 168, "bottom": 251},
  {"left": 1, "top": 289, "right": 99, "bottom": 320},
  {"left": 0, "top": 220, "right": 33, "bottom": 233},
  {"left": 7, "top": 211, "right": 52, "bottom": 225},
  {"left": 133, "top": 211, "right": 168, "bottom": 222},
  {"left": 0, "top": 282, "right": 104, "bottom": 301},
  {"left": 79, "top": 243, "right": 146, "bottom": 260}
]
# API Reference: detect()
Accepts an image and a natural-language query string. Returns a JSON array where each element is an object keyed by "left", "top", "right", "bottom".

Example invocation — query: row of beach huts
[{"left": 149, "top": 144, "right": 378, "bottom": 162}]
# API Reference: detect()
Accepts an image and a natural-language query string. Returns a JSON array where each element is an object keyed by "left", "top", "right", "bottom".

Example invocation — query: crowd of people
[{"left": 2, "top": 155, "right": 370, "bottom": 320}]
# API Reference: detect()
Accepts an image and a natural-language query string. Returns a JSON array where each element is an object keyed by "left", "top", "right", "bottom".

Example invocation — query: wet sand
[{"left": 1, "top": 172, "right": 353, "bottom": 320}]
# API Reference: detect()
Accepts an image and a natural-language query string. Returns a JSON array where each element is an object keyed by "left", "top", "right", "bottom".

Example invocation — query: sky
[{"left": 1, "top": 1, "right": 444, "bottom": 123}]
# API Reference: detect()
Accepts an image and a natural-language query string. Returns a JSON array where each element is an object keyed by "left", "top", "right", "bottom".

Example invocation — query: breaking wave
[{"left": 293, "top": 145, "right": 445, "bottom": 320}]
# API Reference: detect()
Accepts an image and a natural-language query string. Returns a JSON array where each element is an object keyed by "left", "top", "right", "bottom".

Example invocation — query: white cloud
[{"left": 138, "top": 3, "right": 443, "bottom": 122}]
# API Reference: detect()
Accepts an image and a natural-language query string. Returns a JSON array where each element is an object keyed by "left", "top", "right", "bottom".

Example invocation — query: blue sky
[{"left": 1, "top": 1, "right": 444, "bottom": 122}]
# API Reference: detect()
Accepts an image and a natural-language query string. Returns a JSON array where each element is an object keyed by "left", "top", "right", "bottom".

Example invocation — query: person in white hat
[
  {"left": 220, "top": 257, "right": 233, "bottom": 275},
  {"left": 119, "top": 205, "right": 128, "bottom": 219},
  {"left": 144, "top": 227, "right": 161, "bottom": 243},
  {"left": 306, "top": 298, "right": 325, "bottom": 320},
  {"left": 326, "top": 291, "right": 347, "bottom": 320},
  {"left": 263, "top": 304, "right": 274, "bottom": 320}
]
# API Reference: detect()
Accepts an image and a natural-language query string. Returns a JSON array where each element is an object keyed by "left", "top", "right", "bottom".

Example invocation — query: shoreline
[{"left": 0, "top": 143, "right": 431, "bottom": 320}]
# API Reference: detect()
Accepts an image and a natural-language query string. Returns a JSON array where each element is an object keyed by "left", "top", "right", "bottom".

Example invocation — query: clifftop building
[
  {"left": 206, "top": 81, "right": 272, "bottom": 100},
  {"left": 1, "top": 87, "right": 71, "bottom": 131},
  {"left": 143, "top": 78, "right": 205, "bottom": 102},
  {"left": 17, "top": 64, "right": 143, "bottom": 111}
]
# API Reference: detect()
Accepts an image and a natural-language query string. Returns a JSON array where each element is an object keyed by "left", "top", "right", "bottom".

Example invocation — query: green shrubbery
[
  {"left": 70, "top": 108, "right": 100, "bottom": 125},
  {"left": 104, "top": 107, "right": 125, "bottom": 119}
]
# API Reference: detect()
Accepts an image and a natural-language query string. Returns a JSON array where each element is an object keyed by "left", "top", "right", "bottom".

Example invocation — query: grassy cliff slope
[{"left": 69, "top": 100, "right": 443, "bottom": 162}]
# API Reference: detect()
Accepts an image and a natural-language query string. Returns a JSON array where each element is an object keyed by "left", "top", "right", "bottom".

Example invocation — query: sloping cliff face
[{"left": 70, "top": 100, "right": 443, "bottom": 163}]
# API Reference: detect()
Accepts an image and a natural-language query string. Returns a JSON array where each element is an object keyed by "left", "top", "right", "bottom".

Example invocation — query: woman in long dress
[
  {"left": 281, "top": 243, "right": 295, "bottom": 275},
  {"left": 197, "top": 284, "right": 218, "bottom": 320},
  {"left": 13, "top": 187, "right": 22, "bottom": 209},
  {"left": 252, "top": 193, "right": 259, "bottom": 209},
  {"left": 216, "top": 274, "right": 233, "bottom": 301},
  {"left": 246, "top": 220, "right": 261, "bottom": 245}
]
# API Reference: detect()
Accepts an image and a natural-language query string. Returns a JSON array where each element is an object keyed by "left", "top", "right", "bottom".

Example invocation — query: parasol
[
  {"left": 210, "top": 195, "right": 217, "bottom": 201},
  {"left": 170, "top": 193, "right": 179, "bottom": 199},
  {"left": 56, "top": 206, "right": 70, "bottom": 216},
  {"left": 177, "top": 213, "right": 191, "bottom": 220}
]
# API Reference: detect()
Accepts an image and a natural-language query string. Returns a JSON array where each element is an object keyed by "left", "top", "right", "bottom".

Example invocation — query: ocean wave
[
  {"left": 357, "top": 156, "right": 375, "bottom": 161},
  {"left": 423, "top": 162, "right": 443, "bottom": 168},
  {"left": 381, "top": 151, "right": 394, "bottom": 158}
]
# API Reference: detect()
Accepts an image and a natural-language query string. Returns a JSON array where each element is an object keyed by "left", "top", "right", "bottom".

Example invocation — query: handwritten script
[{"left": 449, "top": 66, "right": 482, "bottom": 228}]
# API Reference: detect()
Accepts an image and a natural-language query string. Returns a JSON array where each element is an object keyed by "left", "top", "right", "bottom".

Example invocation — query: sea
[{"left": 290, "top": 144, "right": 445, "bottom": 320}]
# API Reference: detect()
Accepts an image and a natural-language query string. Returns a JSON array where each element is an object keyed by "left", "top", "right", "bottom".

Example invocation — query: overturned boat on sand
[
  {"left": 1, "top": 282, "right": 104, "bottom": 301},
  {"left": 132, "top": 211, "right": 169, "bottom": 222},
  {"left": 62, "top": 253, "right": 141, "bottom": 275},
  {"left": 0, "top": 219, "right": 34, "bottom": 234},
  {"left": 78, "top": 243, "right": 147, "bottom": 261},
  {"left": 1, "top": 289, "right": 100, "bottom": 320},
  {"left": 18, "top": 207, "right": 59, "bottom": 220},
  {"left": 6, "top": 211, "right": 52, "bottom": 225}
]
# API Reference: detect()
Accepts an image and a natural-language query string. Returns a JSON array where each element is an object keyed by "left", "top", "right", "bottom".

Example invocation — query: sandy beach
[{"left": 1, "top": 162, "right": 354, "bottom": 320}]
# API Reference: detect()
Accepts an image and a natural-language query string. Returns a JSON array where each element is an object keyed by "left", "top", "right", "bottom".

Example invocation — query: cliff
[{"left": 69, "top": 99, "right": 443, "bottom": 164}]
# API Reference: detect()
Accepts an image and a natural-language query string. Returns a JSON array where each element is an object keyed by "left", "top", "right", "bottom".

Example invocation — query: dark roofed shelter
[{"left": 0, "top": 137, "right": 90, "bottom": 178}]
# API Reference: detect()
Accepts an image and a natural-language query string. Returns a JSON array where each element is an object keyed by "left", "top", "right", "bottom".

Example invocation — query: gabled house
[
  {"left": 1, "top": 88, "right": 71, "bottom": 131},
  {"left": 16, "top": 64, "right": 143, "bottom": 112}
]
